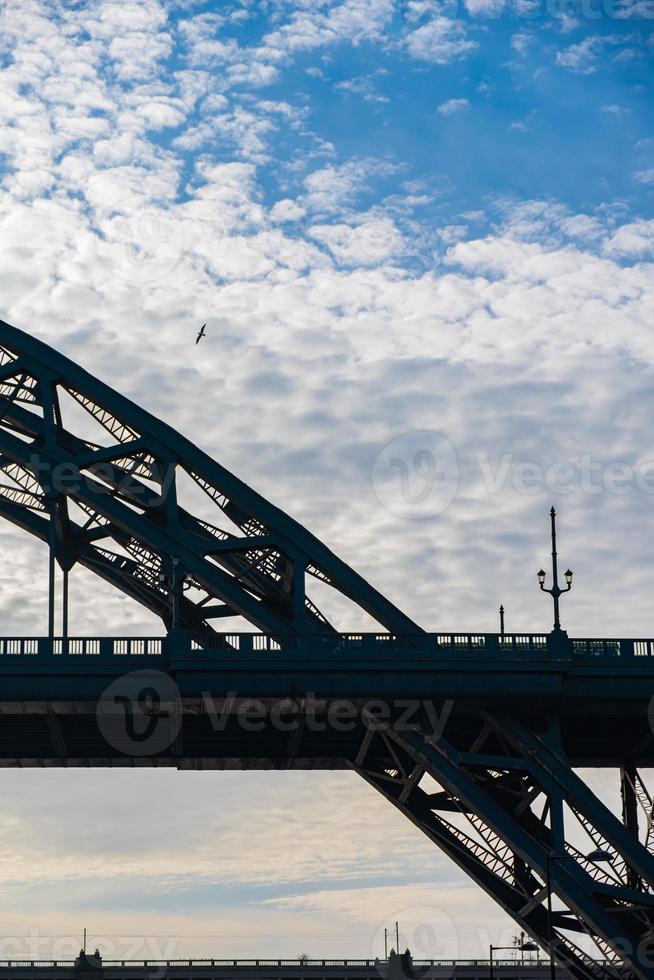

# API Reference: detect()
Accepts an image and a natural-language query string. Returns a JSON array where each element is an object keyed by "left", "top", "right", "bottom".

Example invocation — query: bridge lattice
[{"left": 0, "top": 320, "right": 652, "bottom": 980}]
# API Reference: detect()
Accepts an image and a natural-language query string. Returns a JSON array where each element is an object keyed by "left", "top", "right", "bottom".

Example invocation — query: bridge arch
[
  {"left": 0, "top": 319, "right": 420, "bottom": 637},
  {"left": 0, "top": 320, "right": 653, "bottom": 980}
]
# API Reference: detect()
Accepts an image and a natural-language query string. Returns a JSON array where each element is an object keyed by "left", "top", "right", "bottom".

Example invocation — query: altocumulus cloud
[{"left": 0, "top": 0, "right": 652, "bottom": 959}]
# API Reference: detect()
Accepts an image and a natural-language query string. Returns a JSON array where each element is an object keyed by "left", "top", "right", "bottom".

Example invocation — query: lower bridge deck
[{"left": 0, "top": 961, "right": 575, "bottom": 980}]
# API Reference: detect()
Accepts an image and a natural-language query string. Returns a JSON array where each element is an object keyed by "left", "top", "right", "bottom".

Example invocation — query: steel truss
[
  {"left": 351, "top": 711, "right": 654, "bottom": 979},
  {"left": 0, "top": 320, "right": 419, "bottom": 636},
  {"left": 2, "top": 320, "right": 654, "bottom": 978}
]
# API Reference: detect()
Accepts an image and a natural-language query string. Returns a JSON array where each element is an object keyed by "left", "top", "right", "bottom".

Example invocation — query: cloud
[
  {"left": 511, "top": 32, "right": 532, "bottom": 55},
  {"left": 634, "top": 168, "right": 654, "bottom": 184},
  {"left": 601, "top": 104, "right": 630, "bottom": 118},
  {"left": 268, "top": 883, "right": 512, "bottom": 959},
  {"left": 559, "top": 213, "right": 605, "bottom": 241},
  {"left": 309, "top": 215, "right": 406, "bottom": 265},
  {"left": 271, "top": 198, "right": 307, "bottom": 222},
  {"left": 437, "top": 98, "right": 470, "bottom": 115},
  {"left": 262, "top": 0, "right": 394, "bottom": 54},
  {"left": 302, "top": 159, "right": 400, "bottom": 215},
  {"left": 0, "top": 0, "right": 652, "bottom": 962},
  {"left": 555, "top": 35, "right": 620, "bottom": 74},
  {"left": 463, "top": 0, "right": 508, "bottom": 15},
  {"left": 405, "top": 17, "right": 477, "bottom": 64},
  {"left": 603, "top": 218, "right": 654, "bottom": 258},
  {"left": 334, "top": 75, "right": 390, "bottom": 103}
]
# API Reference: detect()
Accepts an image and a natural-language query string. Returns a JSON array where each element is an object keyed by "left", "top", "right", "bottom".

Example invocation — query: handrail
[
  {"left": 0, "top": 956, "right": 598, "bottom": 967},
  {"left": 0, "top": 633, "right": 649, "bottom": 660}
]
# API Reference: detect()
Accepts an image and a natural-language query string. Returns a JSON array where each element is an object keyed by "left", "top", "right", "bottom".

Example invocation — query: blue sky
[{"left": 0, "top": 0, "right": 652, "bottom": 965}]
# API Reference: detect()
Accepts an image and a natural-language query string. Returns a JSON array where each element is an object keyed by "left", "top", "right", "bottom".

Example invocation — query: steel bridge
[
  {"left": 0, "top": 959, "right": 575, "bottom": 980},
  {"left": 0, "top": 320, "right": 653, "bottom": 980}
]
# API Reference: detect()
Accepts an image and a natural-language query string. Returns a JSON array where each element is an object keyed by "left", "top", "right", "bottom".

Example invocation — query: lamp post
[
  {"left": 544, "top": 848, "right": 613, "bottom": 980},
  {"left": 537, "top": 507, "right": 573, "bottom": 633},
  {"left": 489, "top": 941, "right": 537, "bottom": 979},
  {"left": 499, "top": 604, "right": 505, "bottom": 638}
]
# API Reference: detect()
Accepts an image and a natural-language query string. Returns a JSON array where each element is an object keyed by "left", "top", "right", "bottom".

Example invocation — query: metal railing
[
  {"left": 0, "top": 957, "right": 562, "bottom": 967},
  {"left": 0, "top": 634, "right": 650, "bottom": 661},
  {"left": 0, "top": 638, "right": 164, "bottom": 658}
]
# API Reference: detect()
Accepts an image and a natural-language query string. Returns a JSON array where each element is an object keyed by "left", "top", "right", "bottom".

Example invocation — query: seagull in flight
[{"left": 196, "top": 323, "right": 206, "bottom": 345}]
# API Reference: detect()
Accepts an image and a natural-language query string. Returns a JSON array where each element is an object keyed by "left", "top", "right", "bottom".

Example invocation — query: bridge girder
[
  {"left": 0, "top": 321, "right": 653, "bottom": 978},
  {"left": 0, "top": 319, "right": 420, "bottom": 636},
  {"left": 352, "top": 710, "right": 654, "bottom": 980}
]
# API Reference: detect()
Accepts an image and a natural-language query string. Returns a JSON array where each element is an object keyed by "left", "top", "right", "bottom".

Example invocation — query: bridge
[
  {"left": 0, "top": 320, "right": 653, "bottom": 980},
  {"left": 0, "top": 957, "right": 576, "bottom": 980}
]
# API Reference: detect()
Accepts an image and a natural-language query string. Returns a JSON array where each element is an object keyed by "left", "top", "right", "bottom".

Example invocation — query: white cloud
[
  {"left": 86, "top": 0, "right": 173, "bottom": 81},
  {"left": 309, "top": 215, "right": 405, "bottom": 265},
  {"left": 268, "top": 883, "right": 512, "bottom": 958},
  {"left": 271, "top": 198, "right": 307, "bottom": 222},
  {"left": 438, "top": 224, "right": 468, "bottom": 243},
  {"left": 511, "top": 32, "right": 532, "bottom": 55},
  {"left": 559, "top": 213, "right": 605, "bottom": 241},
  {"left": 463, "top": 0, "right": 507, "bottom": 15},
  {"left": 555, "top": 35, "right": 620, "bottom": 74},
  {"left": 263, "top": 0, "right": 394, "bottom": 54},
  {"left": 334, "top": 75, "right": 390, "bottom": 103},
  {"left": 601, "top": 104, "right": 630, "bottom": 118},
  {"left": 603, "top": 218, "right": 654, "bottom": 258},
  {"left": 303, "top": 159, "right": 399, "bottom": 215},
  {"left": 405, "top": 17, "right": 477, "bottom": 64},
  {"left": 437, "top": 97, "right": 470, "bottom": 115},
  {"left": 0, "top": 1, "right": 652, "bottom": 963},
  {"left": 634, "top": 168, "right": 654, "bottom": 184},
  {"left": 174, "top": 105, "right": 278, "bottom": 161}
]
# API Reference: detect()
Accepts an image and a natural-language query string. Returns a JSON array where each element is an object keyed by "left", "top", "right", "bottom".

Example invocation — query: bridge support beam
[
  {"left": 622, "top": 764, "right": 640, "bottom": 890},
  {"left": 351, "top": 709, "right": 654, "bottom": 980},
  {"left": 62, "top": 567, "right": 68, "bottom": 639}
]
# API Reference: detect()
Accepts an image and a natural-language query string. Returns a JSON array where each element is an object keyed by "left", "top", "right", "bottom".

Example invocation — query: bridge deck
[
  {"left": 0, "top": 633, "right": 650, "bottom": 769},
  {"left": 0, "top": 632, "right": 652, "bottom": 660},
  {"left": 0, "top": 960, "right": 574, "bottom": 980}
]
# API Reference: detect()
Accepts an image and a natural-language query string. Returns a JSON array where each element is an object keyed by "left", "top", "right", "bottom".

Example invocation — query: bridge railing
[
  {"left": 0, "top": 956, "right": 563, "bottom": 967},
  {"left": 0, "top": 634, "right": 650, "bottom": 660},
  {"left": 0, "top": 638, "right": 165, "bottom": 658},
  {"left": 184, "top": 633, "right": 652, "bottom": 659}
]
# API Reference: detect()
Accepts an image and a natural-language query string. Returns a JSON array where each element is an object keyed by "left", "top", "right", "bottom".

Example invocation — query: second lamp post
[{"left": 537, "top": 507, "right": 573, "bottom": 632}]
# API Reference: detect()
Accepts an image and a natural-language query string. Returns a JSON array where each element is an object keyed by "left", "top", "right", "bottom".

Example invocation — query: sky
[{"left": 0, "top": 0, "right": 652, "bottom": 964}]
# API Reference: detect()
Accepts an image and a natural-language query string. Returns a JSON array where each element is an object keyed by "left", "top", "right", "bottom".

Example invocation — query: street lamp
[
  {"left": 489, "top": 941, "right": 537, "bottom": 979},
  {"left": 537, "top": 507, "right": 573, "bottom": 632}
]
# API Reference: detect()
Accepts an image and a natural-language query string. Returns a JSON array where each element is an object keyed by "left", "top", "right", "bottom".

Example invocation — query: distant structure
[
  {"left": 73, "top": 950, "right": 102, "bottom": 975},
  {"left": 0, "top": 956, "right": 573, "bottom": 980}
]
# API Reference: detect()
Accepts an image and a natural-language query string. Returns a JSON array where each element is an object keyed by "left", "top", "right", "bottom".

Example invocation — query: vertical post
[
  {"left": 550, "top": 508, "right": 561, "bottom": 632},
  {"left": 293, "top": 557, "right": 306, "bottom": 630},
  {"left": 499, "top": 605, "right": 505, "bottom": 637},
  {"left": 48, "top": 515, "right": 56, "bottom": 639},
  {"left": 384, "top": 929, "right": 388, "bottom": 960},
  {"left": 62, "top": 568, "right": 69, "bottom": 640},
  {"left": 546, "top": 854, "right": 556, "bottom": 980},
  {"left": 395, "top": 921, "right": 399, "bottom": 954},
  {"left": 489, "top": 946, "right": 494, "bottom": 980},
  {"left": 621, "top": 765, "right": 640, "bottom": 889},
  {"left": 172, "top": 558, "right": 181, "bottom": 630}
]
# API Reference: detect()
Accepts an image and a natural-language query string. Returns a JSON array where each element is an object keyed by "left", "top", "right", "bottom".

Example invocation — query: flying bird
[{"left": 196, "top": 323, "right": 206, "bottom": 344}]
